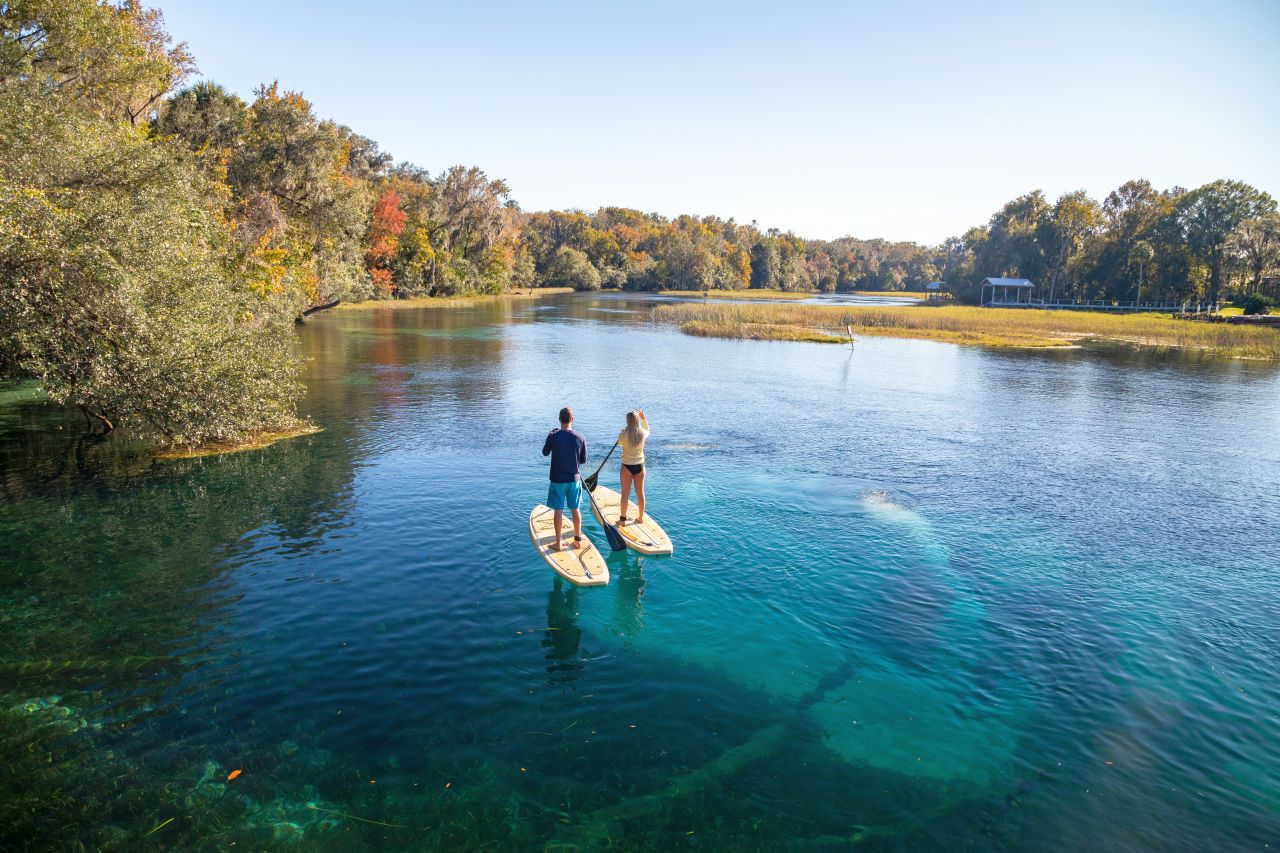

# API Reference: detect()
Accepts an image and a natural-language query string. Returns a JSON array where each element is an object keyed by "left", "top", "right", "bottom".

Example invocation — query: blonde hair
[{"left": 623, "top": 410, "right": 646, "bottom": 447}]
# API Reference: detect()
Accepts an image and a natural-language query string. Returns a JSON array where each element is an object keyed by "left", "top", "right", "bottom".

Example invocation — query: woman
[{"left": 616, "top": 409, "right": 649, "bottom": 525}]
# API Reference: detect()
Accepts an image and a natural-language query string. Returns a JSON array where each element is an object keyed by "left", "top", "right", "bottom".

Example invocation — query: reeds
[
  {"left": 653, "top": 303, "right": 1280, "bottom": 359},
  {"left": 681, "top": 319, "right": 846, "bottom": 343}
]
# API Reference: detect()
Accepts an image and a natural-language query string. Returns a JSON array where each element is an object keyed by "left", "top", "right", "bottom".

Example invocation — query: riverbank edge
[
  {"left": 333, "top": 287, "right": 576, "bottom": 311},
  {"left": 653, "top": 289, "right": 812, "bottom": 300}
]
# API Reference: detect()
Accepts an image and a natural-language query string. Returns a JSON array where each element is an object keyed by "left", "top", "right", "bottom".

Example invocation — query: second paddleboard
[{"left": 587, "top": 485, "right": 674, "bottom": 555}]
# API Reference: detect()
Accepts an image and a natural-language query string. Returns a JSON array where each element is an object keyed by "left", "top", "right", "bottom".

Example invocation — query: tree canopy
[
  {"left": 1, "top": 0, "right": 300, "bottom": 444},
  {"left": 3, "top": 0, "right": 1279, "bottom": 446}
]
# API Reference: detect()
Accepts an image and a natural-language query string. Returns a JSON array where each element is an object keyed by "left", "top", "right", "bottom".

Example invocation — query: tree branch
[
  {"left": 298, "top": 299, "right": 340, "bottom": 321},
  {"left": 77, "top": 403, "right": 114, "bottom": 434}
]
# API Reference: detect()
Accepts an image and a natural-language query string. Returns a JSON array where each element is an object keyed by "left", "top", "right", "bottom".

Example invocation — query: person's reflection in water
[
  {"left": 612, "top": 559, "right": 647, "bottom": 639},
  {"left": 543, "top": 578, "right": 583, "bottom": 680}
]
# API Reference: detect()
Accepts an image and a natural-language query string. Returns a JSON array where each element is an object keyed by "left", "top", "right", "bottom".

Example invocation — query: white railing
[{"left": 983, "top": 298, "right": 1216, "bottom": 313}]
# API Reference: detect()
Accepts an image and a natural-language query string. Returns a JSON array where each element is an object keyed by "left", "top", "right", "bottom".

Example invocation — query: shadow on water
[
  {"left": 610, "top": 558, "right": 647, "bottom": 640},
  {"left": 543, "top": 579, "right": 583, "bottom": 678}
]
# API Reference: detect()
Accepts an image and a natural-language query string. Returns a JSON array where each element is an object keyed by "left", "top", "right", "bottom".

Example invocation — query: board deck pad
[
  {"left": 528, "top": 504, "right": 610, "bottom": 586},
  {"left": 587, "top": 485, "right": 675, "bottom": 555}
]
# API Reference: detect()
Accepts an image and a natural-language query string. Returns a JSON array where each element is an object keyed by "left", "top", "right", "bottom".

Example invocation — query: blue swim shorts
[{"left": 547, "top": 480, "right": 582, "bottom": 511}]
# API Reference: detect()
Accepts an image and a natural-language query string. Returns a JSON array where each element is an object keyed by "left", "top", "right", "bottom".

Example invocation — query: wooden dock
[
  {"left": 1174, "top": 313, "right": 1280, "bottom": 326},
  {"left": 985, "top": 298, "right": 1209, "bottom": 313}
]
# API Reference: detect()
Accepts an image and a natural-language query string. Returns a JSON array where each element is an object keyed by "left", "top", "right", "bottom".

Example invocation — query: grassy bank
[
  {"left": 652, "top": 303, "right": 1280, "bottom": 359},
  {"left": 335, "top": 287, "right": 575, "bottom": 311}
]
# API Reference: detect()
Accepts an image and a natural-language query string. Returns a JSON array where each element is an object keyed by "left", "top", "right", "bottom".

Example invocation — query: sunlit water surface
[{"left": 2, "top": 294, "right": 1279, "bottom": 851}]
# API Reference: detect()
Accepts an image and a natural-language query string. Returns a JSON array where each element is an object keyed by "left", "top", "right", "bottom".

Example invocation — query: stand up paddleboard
[
  {"left": 528, "top": 505, "right": 610, "bottom": 586},
  {"left": 587, "top": 485, "right": 674, "bottom": 555}
]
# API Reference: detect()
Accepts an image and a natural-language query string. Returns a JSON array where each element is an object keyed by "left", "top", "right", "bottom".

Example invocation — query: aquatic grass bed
[
  {"left": 653, "top": 302, "right": 1280, "bottom": 358},
  {"left": 155, "top": 425, "right": 322, "bottom": 459},
  {"left": 681, "top": 319, "right": 847, "bottom": 343}
]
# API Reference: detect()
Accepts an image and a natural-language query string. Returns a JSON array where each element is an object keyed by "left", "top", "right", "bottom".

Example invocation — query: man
[{"left": 542, "top": 406, "right": 587, "bottom": 551}]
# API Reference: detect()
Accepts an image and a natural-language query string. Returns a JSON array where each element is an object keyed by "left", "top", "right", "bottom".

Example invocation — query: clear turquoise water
[{"left": 2, "top": 294, "right": 1279, "bottom": 850}]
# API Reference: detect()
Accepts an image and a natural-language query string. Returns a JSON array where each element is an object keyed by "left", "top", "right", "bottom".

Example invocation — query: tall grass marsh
[{"left": 652, "top": 303, "right": 1280, "bottom": 360}]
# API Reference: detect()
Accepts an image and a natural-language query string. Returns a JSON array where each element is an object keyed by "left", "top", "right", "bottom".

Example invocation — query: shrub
[
  {"left": 546, "top": 246, "right": 601, "bottom": 291},
  {"left": 1240, "top": 294, "right": 1275, "bottom": 315},
  {"left": 599, "top": 267, "right": 628, "bottom": 290}
]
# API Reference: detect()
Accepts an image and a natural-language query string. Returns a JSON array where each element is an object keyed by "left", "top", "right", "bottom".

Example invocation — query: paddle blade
[
  {"left": 584, "top": 484, "right": 627, "bottom": 551},
  {"left": 603, "top": 520, "right": 627, "bottom": 551}
]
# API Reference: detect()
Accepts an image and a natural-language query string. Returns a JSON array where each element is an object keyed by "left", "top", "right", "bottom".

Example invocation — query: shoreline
[
  {"left": 645, "top": 289, "right": 927, "bottom": 301},
  {"left": 651, "top": 289, "right": 813, "bottom": 300},
  {"left": 332, "top": 287, "right": 576, "bottom": 311}
]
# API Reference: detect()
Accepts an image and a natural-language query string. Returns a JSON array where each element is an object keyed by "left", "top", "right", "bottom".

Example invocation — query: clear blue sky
[{"left": 158, "top": 0, "right": 1279, "bottom": 245}]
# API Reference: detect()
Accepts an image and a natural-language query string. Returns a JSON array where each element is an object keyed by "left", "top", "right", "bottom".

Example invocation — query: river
[{"left": 2, "top": 292, "right": 1278, "bottom": 850}]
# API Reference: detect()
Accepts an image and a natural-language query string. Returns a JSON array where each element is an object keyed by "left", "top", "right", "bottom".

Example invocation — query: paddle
[
  {"left": 583, "top": 440, "right": 618, "bottom": 493},
  {"left": 584, "top": 482, "right": 627, "bottom": 551}
]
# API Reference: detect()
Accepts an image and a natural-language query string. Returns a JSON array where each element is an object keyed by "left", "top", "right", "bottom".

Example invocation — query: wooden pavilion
[{"left": 980, "top": 277, "right": 1035, "bottom": 307}]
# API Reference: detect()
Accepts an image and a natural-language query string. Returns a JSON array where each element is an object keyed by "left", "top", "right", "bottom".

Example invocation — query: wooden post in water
[{"left": 847, "top": 324, "right": 855, "bottom": 348}]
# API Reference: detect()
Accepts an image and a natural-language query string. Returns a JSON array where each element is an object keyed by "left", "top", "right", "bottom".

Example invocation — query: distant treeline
[
  {"left": 522, "top": 185, "right": 1279, "bottom": 306},
  {"left": 2, "top": 1, "right": 1277, "bottom": 445},
  {"left": 147, "top": 46, "right": 1280, "bottom": 310},
  {"left": 155, "top": 73, "right": 1280, "bottom": 309},
  {"left": 149, "top": 84, "right": 953, "bottom": 307},
  {"left": 151, "top": 76, "right": 1280, "bottom": 308}
]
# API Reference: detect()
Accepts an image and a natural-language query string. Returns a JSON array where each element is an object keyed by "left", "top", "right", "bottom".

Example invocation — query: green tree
[
  {"left": 1039, "top": 191, "right": 1101, "bottom": 300},
  {"left": 0, "top": 88, "right": 303, "bottom": 443},
  {"left": 0, "top": 0, "right": 194, "bottom": 124},
  {"left": 151, "top": 81, "right": 247, "bottom": 152},
  {"left": 975, "top": 191, "right": 1049, "bottom": 286},
  {"left": 1176, "top": 180, "right": 1277, "bottom": 303},
  {"left": 1128, "top": 240, "right": 1154, "bottom": 303},
  {"left": 750, "top": 237, "right": 781, "bottom": 289},
  {"left": 226, "top": 82, "right": 375, "bottom": 310},
  {"left": 1230, "top": 213, "right": 1280, "bottom": 295},
  {"left": 511, "top": 242, "right": 537, "bottom": 289},
  {"left": 546, "top": 246, "right": 600, "bottom": 291}
]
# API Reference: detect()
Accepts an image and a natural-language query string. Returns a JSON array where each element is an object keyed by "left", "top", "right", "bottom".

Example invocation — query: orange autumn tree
[{"left": 366, "top": 189, "right": 407, "bottom": 296}]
